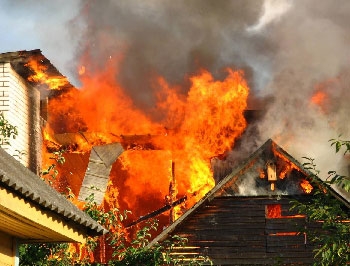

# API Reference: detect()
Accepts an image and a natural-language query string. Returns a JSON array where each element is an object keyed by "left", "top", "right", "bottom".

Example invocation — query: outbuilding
[{"left": 149, "top": 139, "right": 349, "bottom": 265}]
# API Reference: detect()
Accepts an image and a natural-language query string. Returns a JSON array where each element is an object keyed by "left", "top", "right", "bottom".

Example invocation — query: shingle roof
[{"left": 0, "top": 147, "right": 107, "bottom": 236}]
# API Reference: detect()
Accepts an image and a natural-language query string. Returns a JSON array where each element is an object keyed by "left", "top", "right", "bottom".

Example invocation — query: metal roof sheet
[{"left": 0, "top": 147, "right": 107, "bottom": 236}]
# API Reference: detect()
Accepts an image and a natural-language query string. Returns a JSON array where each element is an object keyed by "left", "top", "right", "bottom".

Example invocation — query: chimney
[{"left": 0, "top": 60, "right": 42, "bottom": 175}]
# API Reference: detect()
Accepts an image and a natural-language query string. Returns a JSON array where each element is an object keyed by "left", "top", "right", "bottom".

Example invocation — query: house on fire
[
  {"left": 148, "top": 139, "right": 350, "bottom": 265},
  {"left": 0, "top": 50, "right": 107, "bottom": 265}
]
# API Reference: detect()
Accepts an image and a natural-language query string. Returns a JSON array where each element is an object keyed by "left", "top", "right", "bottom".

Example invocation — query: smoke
[
  {"left": 0, "top": 0, "right": 81, "bottom": 83},
  {"left": 71, "top": 0, "right": 271, "bottom": 110},
  {"left": 242, "top": 0, "right": 350, "bottom": 180},
  {"left": 2, "top": 1, "right": 349, "bottom": 181},
  {"left": 247, "top": 0, "right": 293, "bottom": 32},
  {"left": 69, "top": 0, "right": 350, "bottom": 180}
]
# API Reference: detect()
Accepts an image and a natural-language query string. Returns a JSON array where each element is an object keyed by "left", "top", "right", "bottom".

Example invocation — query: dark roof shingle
[{"left": 0, "top": 147, "right": 107, "bottom": 236}]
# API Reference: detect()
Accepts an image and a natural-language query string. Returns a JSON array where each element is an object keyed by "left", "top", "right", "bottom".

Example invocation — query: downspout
[{"left": 14, "top": 238, "right": 19, "bottom": 266}]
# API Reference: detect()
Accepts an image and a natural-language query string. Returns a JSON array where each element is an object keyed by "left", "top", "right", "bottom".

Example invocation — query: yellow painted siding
[
  {"left": 0, "top": 230, "right": 15, "bottom": 266},
  {"left": 0, "top": 186, "right": 87, "bottom": 243}
]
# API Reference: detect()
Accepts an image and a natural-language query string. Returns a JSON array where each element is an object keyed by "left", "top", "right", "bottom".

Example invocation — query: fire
[
  {"left": 266, "top": 204, "right": 281, "bottom": 218},
  {"left": 259, "top": 168, "right": 265, "bottom": 179},
  {"left": 309, "top": 78, "right": 338, "bottom": 113},
  {"left": 34, "top": 52, "right": 249, "bottom": 261},
  {"left": 25, "top": 55, "right": 70, "bottom": 90},
  {"left": 79, "top": 65, "right": 86, "bottom": 75},
  {"left": 266, "top": 204, "right": 306, "bottom": 219},
  {"left": 300, "top": 179, "right": 313, "bottom": 194},
  {"left": 310, "top": 90, "right": 327, "bottom": 106},
  {"left": 272, "top": 143, "right": 301, "bottom": 179}
]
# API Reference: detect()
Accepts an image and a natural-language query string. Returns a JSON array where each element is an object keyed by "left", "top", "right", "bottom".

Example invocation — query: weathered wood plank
[{"left": 165, "top": 196, "right": 318, "bottom": 265}]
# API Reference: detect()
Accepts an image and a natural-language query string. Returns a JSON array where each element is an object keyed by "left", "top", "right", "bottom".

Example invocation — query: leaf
[{"left": 335, "top": 141, "right": 341, "bottom": 153}]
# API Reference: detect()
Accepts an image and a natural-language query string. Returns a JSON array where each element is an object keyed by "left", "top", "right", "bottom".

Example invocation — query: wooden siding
[
  {"left": 167, "top": 197, "right": 315, "bottom": 265},
  {"left": 0, "top": 62, "right": 41, "bottom": 174}
]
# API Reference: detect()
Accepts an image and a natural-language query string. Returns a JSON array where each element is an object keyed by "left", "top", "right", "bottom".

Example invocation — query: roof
[
  {"left": 0, "top": 49, "right": 75, "bottom": 94},
  {"left": 149, "top": 139, "right": 350, "bottom": 245},
  {"left": 0, "top": 147, "right": 107, "bottom": 237}
]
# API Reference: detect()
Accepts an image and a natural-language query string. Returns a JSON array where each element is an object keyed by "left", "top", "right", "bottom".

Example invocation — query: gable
[
  {"left": 149, "top": 139, "right": 348, "bottom": 250},
  {"left": 214, "top": 139, "right": 311, "bottom": 197}
]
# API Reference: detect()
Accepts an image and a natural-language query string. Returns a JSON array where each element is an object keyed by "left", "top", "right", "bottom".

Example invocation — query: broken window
[{"left": 265, "top": 204, "right": 307, "bottom": 252}]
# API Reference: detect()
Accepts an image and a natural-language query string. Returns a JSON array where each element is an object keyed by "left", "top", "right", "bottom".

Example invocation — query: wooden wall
[
  {"left": 168, "top": 196, "right": 315, "bottom": 265},
  {"left": 0, "top": 62, "right": 41, "bottom": 174}
]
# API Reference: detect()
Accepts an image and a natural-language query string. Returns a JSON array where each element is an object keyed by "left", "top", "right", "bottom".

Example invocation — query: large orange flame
[
  {"left": 272, "top": 142, "right": 301, "bottom": 179},
  {"left": 32, "top": 53, "right": 249, "bottom": 262},
  {"left": 42, "top": 56, "right": 249, "bottom": 215},
  {"left": 36, "top": 54, "right": 249, "bottom": 263},
  {"left": 25, "top": 57, "right": 70, "bottom": 90}
]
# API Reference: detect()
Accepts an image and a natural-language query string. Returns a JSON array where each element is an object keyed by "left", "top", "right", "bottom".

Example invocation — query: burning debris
[
  {"left": 78, "top": 143, "right": 124, "bottom": 204},
  {"left": 0, "top": 52, "right": 254, "bottom": 258},
  {"left": 1, "top": 44, "right": 348, "bottom": 264},
  {"left": 34, "top": 60, "right": 250, "bottom": 226}
]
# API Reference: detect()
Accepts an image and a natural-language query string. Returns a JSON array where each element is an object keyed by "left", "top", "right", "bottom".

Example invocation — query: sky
[{"left": 1, "top": 0, "right": 350, "bottom": 179}]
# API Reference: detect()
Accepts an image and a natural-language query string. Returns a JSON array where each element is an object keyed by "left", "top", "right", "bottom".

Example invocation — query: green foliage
[
  {"left": 291, "top": 139, "right": 350, "bottom": 266},
  {"left": 329, "top": 137, "right": 350, "bottom": 191},
  {"left": 19, "top": 243, "right": 72, "bottom": 266},
  {"left": 330, "top": 136, "right": 350, "bottom": 155},
  {"left": 19, "top": 193, "right": 211, "bottom": 265},
  {"left": 40, "top": 149, "right": 66, "bottom": 182},
  {"left": 84, "top": 193, "right": 211, "bottom": 265},
  {"left": 0, "top": 111, "right": 18, "bottom": 146}
]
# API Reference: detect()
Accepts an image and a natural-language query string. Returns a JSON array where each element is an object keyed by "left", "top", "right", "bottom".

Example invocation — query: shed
[
  {"left": 149, "top": 139, "right": 349, "bottom": 265},
  {"left": 0, "top": 147, "right": 107, "bottom": 266}
]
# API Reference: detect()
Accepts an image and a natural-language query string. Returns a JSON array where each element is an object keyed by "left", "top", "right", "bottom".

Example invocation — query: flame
[
  {"left": 309, "top": 78, "right": 338, "bottom": 113},
  {"left": 300, "top": 179, "right": 313, "bottom": 194},
  {"left": 272, "top": 143, "right": 301, "bottom": 179},
  {"left": 310, "top": 90, "right": 327, "bottom": 106},
  {"left": 39, "top": 53, "right": 249, "bottom": 261},
  {"left": 259, "top": 168, "right": 265, "bottom": 179},
  {"left": 266, "top": 204, "right": 281, "bottom": 218},
  {"left": 44, "top": 57, "right": 249, "bottom": 208},
  {"left": 79, "top": 65, "right": 86, "bottom": 75},
  {"left": 266, "top": 204, "right": 306, "bottom": 219},
  {"left": 25, "top": 56, "right": 70, "bottom": 89}
]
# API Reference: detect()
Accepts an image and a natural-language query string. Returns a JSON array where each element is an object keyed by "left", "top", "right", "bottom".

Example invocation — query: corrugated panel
[
  {"left": 0, "top": 147, "right": 107, "bottom": 236},
  {"left": 78, "top": 143, "right": 124, "bottom": 204}
]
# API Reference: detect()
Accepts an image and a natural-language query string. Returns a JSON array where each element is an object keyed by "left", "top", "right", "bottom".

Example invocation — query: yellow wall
[{"left": 0, "top": 230, "right": 15, "bottom": 266}]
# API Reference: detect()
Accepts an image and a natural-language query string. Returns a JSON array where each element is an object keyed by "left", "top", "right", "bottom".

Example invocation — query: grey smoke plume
[
  {"left": 72, "top": 0, "right": 269, "bottom": 109},
  {"left": 72, "top": 0, "right": 350, "bottom": 178},
  {"left": 247, "top": 0, "right": 293, "bottom": 32},
  {"left": 1, "top": 1, "right": 349, "bottom": 180},
  {"left": 242, "top": 0, "right": 350, "bottom": 179},
  {"left": 0, "top": 0, "right": 81, "bottom": 80}
]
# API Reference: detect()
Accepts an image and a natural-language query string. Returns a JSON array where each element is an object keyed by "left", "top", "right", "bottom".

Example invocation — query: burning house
[
  {"left": 0, "top": 48, "right": 257, "bottom": 261},
  {"left": 0, "top": 48, "right": 349, "bottom": 264},
  {"left": 148, "top": 139, "right": 350, "bottom": 265},
  {"left": 0, "top": 50, "right": 107, "bottom": 266}
]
